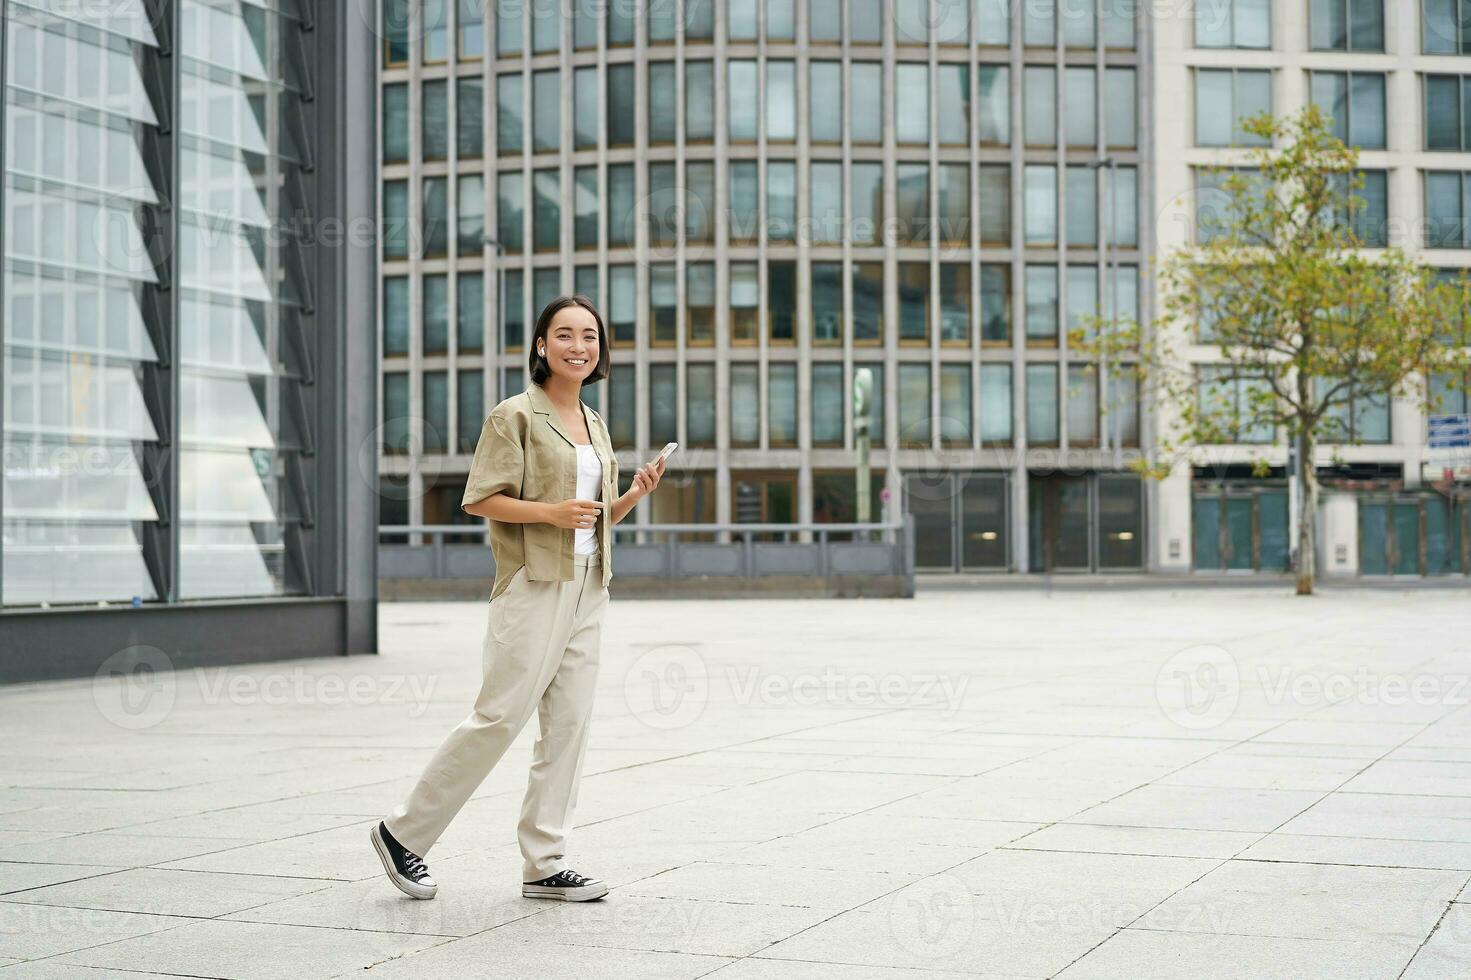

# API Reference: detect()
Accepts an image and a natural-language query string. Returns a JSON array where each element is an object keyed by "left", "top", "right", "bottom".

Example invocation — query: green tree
[{"left": 1079, "top": 106, "right": 1470, "bottom": 594}]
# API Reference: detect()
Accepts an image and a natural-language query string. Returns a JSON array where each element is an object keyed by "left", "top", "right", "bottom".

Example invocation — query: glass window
[
  {"left": 1025, "top": 165, "right": 1057, "bottom": 245},
  {"left": 687, "top": 61, "right": 715, "bottom": 142},
  {"left": 607, "top": 163, "right": 634, "bottom": 247},
  {"left": 1108, "top": 165, "right": 1139, "bottom": 247},
  {"left": 812, "top": 363, "right": 844, "bottom": 445},
  {"left": 812, "top": 162, "right": 844, "bottom": 244},
  {"left": 853, "top": 262, "right": 884, "bottom": 344},
  {"left": 851, "top": 62, "right": 883, "bottom": 144},
  {"left": 609, "top": 264, "right": 635, "bottom": 344},
  {"left": 979, "top": 164, "right": 1010, "bottom": 245},
  {"left": 458, "top": 78, "right": 483, "bottom": 158},
  {"left": 812, "top": 262, "right": 843, "bottom": 343},
  {"left": 423, "top": 371, "right": 449, "bottom": 452},
  {"left": 899, "top": 262, "right": 930, "bottom": 343},
  {"left": 650, "top": 364, "right": 677, "bottom": 446},
  {"left": 385, "top": 373, "right": 410, "bottom": 457},
  {"left": 1196, "top": 69, "right": 1272, "bottom": 146},
  {"left": 768, "top": 162, "right": 796, "bottom": 242},
  {"left": 688, "top": 363, "right": 716, "bottom": 448},
  {"left": 458, "top": 175, "right": 484, "bottom": 253},
  {"left": 937, "top": 163, "right": 969, "bottom": 245},
  {"left": 496, "top": 0, "right": 523, "bottom": 55},
  {"left": 896, "top": 0, "right": 930, "bottom": 42},
  {"left": 1065, "top": 68, "right": 1097, "bottom": 147},
  {"left": 851, "top": 0, "right": 882, "bottom": 42},
  {"left": 939, "top": 263, "right": 971, "bottom": 345},
  {"left": 687, "top": 162, "right": 716, "bottom": 243},
  {"left": 423, "top": 80, "right": 448, "bottom": 161},
  {"left": 730, "top": 161, "right": 760, "bottom": 242},
  {"left": 940, "top": 365, "right": 972, "bottom": 447},
  {"left": 769, "top": 363, "right": 797, "bottom": 447},
  {"left": 896, "top": 163, "right": 930, "bottom": 244},
  {"left": 1067, "top": 365, "right": 1098, "bottom": 446},
  {"left": 1062, "top": 0, "right": 1096, "bottom": 45},
  {"left": 687, "top": 263, "right": 716, "bottom": 344},
  {"left": 649, "top": 0, "right": 677, "bottom": 42},
  {"left": 855, "top": 362, "right": 885, "bottom": 444},
  {"left": 423, "top": 0, "right": 450, "bottom": 61},
  {"left": 574, "top": 67, "right": 597, "bottom": 149},
  {"left": 504, "top": 269, "right": 526, "bottom": 349},
  {"left": 897, "top": 63, "right": 929, "bottom": 145},
  {"left": 811, "top": 0, "right": 842, "bottom": 41},
  {"left": 648, "top": 162, "right": 678, "bottom": 249},
  {"left": 1195, "top": 167, "right": 1269, "bottom": 243},
  {"left": 1196, "top": 0, "right": 1271, "bottom": 48},
  {"left": 1425, "top": 0, "right": 1471, "bottom": 54},
  {"left": 1311, "top": 0, "right": 1383, "bottom": 51},
  {"left": 812, "top": 62, "right": 843, "bottom": 143},
  {"left": 978, "top": 65, "right": 1010, "bottom": 145},
  {"left": 729, "top": 60, "right": 759, "bottom": 142},
  {"left": 852, "top": 162, "right": 883, "bottom": 244},
  {"left": 573, "top": 0, "right": 597, "bottom": 48},
  {"left": 607, "top": 64, "right": 635, "bottom": 147},
  {"left": 457, "top": 370, "right": 484, "bottom": 453},
  {"left": 977, "top": 0, "right": 1011, "bottom": 44},
  {"left": 730, "top": 363, "right": 760, "bottom": 446},
  {"left": 385, "top": 0, "right": 411, "bottom": 64},
  {"left": 1330, "top": 170, "right": 1389, "bottom": 247},
  {"left": 532, "top": 170, "right": 559, "bottom": 251},
  {"left": 767, "top": 60, "right": 796, "bottom": 141},
  {"left": 731, "top": 262, "right": 760, "bottom": 343},
  {"left": 1066, "top": 166, "right": 1097, "bottom": 247},
  {"left": 532, "top": 268, "right": 560, "bottom": 324},
  {"left": 1026, "top": 364, "right": 1059, "bottom": 445},
  {"left": 608, "top": 0, "right": 634, "bottom": 43},
  {"left": 981, "top": 364, "right": 1013, "bottom": 444},
  {"left": 1106, "top": 0, "right": 1141, "bottom": 48},
  {"left": 1105, "top": 68, "right": 1137, "bottom": 148},
  {"left": 424, "top": 177, "right": 449, "bottom": 256},
  {"left": 574, "top": 166, "right": 598, "bottom": 249},
  {"left": 609, "top": 366, "right": 634, "bottom": 448},
  {"left": 531, "top": 70, "right": 558, "bottom": 152},
  {"left": 899, "top": 364, "right": 932, "bottom": 446},
  {"left": 384, "top": 277, "right": 410, "bottom": 355},
  {"left": 1024, "top": 67, "right": 1056, "bottom": 147},
  {"left": 769, "top": 261, "right": 797, "bottom": 342},
  {"left": 497, "top": 73, "right": 523, "bottom": 154},
  {"left": 1025, "top": 0, "right": 1056, "bottom": 45},
  {"left": 531, "top": 0, "right": 559, "bottom": 51},
  {"left": 1426, "top": 76, "right": 1471, "bottom": 151},
  {"left": 981, "top": 264, "right": 1011, "bottom": 344},
  {"left": 458, "top": 274, "right": 484, "bottom": 351},
  {"left": 1026, "top": 265, "right": 1059, "bottom": 344},
  {"left": 383, "top": 84, "right": 408, "bottom": 163},
  {"left": 1067, "top": 266, "right": 1099, "bottom": 342},
  {"left": 649, "top": 62, "right": 677, "bottom": 145},
  {"left": 651, "top": 264, "right": 677, "bottom": 345},
  {"left": 1311, "top": 71, "right": 1386, "bottom": 149},
  {"left": 380, "top": 181, "right": 406, "bottom": 252}
]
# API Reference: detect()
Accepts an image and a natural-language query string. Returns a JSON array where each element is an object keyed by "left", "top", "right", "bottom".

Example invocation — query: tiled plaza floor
[{"left": 2, "top": 587, "right": 1470, "bottom": 978}]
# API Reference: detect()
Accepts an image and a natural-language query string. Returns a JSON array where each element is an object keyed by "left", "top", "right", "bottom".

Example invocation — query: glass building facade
[
  {"left": 1, "top": 0, "right": 380, "bottom": 679},
  {"left": 381, "top": 0, "right": 1149, "bottom": 572}
]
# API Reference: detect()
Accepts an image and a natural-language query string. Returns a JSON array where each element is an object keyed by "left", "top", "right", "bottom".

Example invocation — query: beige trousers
[{"left": 386, "top": 553, "right": 607, "bottom": 881}]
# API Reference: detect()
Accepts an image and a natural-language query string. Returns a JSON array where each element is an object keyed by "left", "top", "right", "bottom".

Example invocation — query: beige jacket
[{"left": 462, "top": 383, "right": 618, "bottom": 600}]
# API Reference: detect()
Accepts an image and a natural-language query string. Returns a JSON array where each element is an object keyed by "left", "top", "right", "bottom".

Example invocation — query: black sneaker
[
  {"left": 370, "top": 821, "right": 437, "bottom": 900},
  {"left": 522, "top": 868, "right": 608, "bottom": 902}
]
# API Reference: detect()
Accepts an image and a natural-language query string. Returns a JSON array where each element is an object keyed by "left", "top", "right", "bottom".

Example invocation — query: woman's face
[{"left": 540, "top": 306, "right": 601, "bottom": 383}]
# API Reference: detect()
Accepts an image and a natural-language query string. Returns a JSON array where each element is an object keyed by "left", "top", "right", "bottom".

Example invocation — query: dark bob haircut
[{"left": 528, "top": 294, "right": 612, "bottom": 386}]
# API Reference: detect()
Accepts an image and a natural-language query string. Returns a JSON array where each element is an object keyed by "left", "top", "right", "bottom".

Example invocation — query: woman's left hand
[{"left": 632, "top": 456, "right": 666, "bottom": 497}]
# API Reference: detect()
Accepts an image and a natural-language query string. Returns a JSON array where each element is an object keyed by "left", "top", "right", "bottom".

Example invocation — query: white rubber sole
[
  {"left": 522, "top": 880, "right": 608, "bottom": 902},
  {"left": 370, "top": 826, "right": 437, "bottom": 900}
]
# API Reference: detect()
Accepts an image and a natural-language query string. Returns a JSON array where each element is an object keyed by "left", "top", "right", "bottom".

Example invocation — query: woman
[{"left": 371, "top": 295, "right": 665, "bottom": 903}]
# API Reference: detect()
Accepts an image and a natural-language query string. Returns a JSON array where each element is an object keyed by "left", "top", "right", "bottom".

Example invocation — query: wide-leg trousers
[{"left": 385, "top": 552, "right": 606, "bottom": 881}]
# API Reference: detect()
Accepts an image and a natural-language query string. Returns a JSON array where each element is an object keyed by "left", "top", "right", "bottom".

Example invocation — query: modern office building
[
  {"left": 1153, "top": 0, "right": 1470, "bottom": 576},
  {"left": 379, "top": 0, "right": 1467, "bottom": 578},
  {"left": 0, "top": 0, "right": 380, "bottom": 681}
]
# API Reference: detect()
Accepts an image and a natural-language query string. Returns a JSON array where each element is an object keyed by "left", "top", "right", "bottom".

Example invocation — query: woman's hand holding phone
[{"left": 632, "top": 442, "right": 676, "bottom": 498}]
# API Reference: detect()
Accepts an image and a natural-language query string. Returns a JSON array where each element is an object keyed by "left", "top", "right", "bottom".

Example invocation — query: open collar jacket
[{"left": 462, "top": 383, "right": 617, "bottom": 600}]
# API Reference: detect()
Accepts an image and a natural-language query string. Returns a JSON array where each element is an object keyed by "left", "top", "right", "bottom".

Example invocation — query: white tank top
[{"left": 573, "top": 443, "right": 602, "bottom": 556}]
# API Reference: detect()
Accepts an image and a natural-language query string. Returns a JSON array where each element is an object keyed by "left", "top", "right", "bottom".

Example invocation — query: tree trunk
[{"left": 1296, "top": 429, "right": 1318, "bottom": 595}]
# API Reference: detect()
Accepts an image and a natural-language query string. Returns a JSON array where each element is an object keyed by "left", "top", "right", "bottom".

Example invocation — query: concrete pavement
[{"left": 2, "top": 587, "right": 1470, "bottom": 978}]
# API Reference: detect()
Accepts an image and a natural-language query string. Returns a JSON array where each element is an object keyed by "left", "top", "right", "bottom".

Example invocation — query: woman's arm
[
  {"left": 609, "top": 457, "right": 665, "bottom": 526},
  {"left": 467, "top": 493, "right": 603, "bottom": 530}
]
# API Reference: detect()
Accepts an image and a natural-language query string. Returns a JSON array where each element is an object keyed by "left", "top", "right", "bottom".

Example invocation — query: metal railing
[{"left": 378, "top": 518, "right": 915, "bottom": 594}]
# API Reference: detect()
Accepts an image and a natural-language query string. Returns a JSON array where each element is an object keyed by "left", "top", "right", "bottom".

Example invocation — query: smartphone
[{"left": 655, "top": 441, "right": 679, "bottom": 464}]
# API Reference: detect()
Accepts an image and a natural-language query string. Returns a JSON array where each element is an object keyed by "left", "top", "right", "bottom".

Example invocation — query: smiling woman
[{"left": 372, "top": 295, "right": 672, "bottom": 906}]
